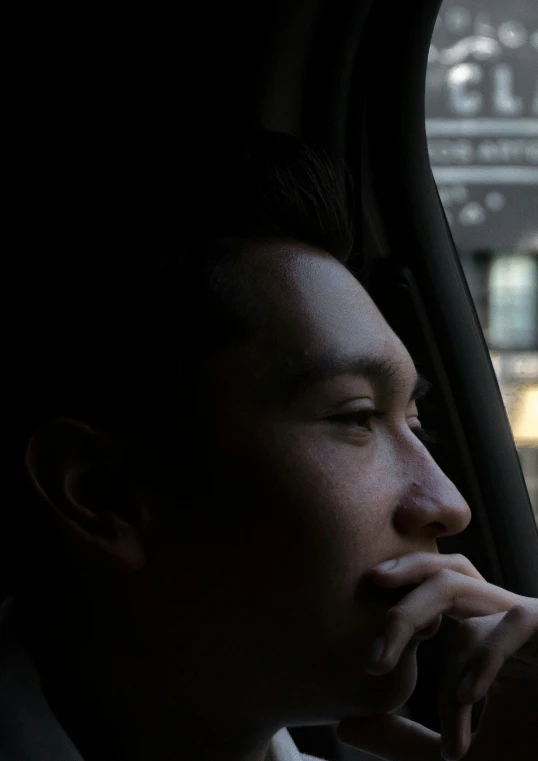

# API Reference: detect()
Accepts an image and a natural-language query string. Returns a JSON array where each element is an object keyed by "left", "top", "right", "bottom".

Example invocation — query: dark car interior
[{"left": 5, "top": 1, "right": 538, "bottom": 759}]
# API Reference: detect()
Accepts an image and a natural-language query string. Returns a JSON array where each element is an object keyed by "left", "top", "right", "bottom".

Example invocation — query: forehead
[
  {"left": 255, "top": 243, "right": 406, "bottom": 352},
  {"left": 216, "top": 244, "right": 415, "bottom": 397}
]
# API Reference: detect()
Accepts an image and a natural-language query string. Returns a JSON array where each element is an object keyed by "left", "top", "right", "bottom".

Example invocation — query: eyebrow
[{"left": 273, "top": 354, "right": 433, "bottom": 403}]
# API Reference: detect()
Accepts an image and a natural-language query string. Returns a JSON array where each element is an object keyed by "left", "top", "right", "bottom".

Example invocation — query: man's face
[{"left": 141, "top": 243, "right": 471, "bottom": 727}]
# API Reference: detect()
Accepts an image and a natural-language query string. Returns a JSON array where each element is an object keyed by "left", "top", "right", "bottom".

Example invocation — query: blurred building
[{"left": 426, "top": 1, "right": 538, "bottom": 519}]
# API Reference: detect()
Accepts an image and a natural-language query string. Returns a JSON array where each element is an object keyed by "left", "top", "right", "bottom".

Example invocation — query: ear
[{"left": 24, "top": 418, "right": 153, "bottom": 573}]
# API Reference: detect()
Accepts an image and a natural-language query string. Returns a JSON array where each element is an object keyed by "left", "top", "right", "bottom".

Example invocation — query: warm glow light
[{"left": 511, "top": 385, "right": 538, "bottom": 444}]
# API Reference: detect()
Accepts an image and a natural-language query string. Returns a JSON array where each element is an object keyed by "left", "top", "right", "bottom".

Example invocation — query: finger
[
  {"left": 367, "top": 571, "right": 522, "bottom": 674},
  {"left": 336, "top": 713, "right": 441, "bottom": 761},
  {"left": 439, "top": 605, "right": 538, "bottom": 759},
  {"left": 370, "top": 552, "right": 485, "bottom": 586},
  {"left": 455, "top": 605, "right": 538, "bottom": 705},
  {"left": 439, "top": 702, "right": 473, "bottom": 761},
  {"left": 437, "top": 614, "right": 503, "bottom": 761}
]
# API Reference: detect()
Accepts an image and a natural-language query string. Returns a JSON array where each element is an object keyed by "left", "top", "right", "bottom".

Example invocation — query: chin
[{"left": 339, "top": 642, "right": 419, "bottom": 718}]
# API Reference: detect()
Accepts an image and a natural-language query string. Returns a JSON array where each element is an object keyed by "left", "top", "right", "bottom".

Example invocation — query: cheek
[
  {"left": 160, "top": 426, "right": 409, "bottom": 675},
  {"left": 199, "top": 420, "right": 405, "bottom": 624},
  {"left": 215, "top": 424, "right": 399, "bottom": 575}
]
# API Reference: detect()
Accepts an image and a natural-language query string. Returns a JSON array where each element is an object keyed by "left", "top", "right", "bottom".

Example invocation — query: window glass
[{"left": 426, "top": 0, "right": 538, "bottom": 523}]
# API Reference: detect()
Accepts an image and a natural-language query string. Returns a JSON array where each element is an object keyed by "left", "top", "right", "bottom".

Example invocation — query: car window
[{"left": 426, "top": 0, "right": 538, "bottom": 525}]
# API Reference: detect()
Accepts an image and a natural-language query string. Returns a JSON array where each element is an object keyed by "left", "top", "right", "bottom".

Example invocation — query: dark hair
[{"left": 3, "top": 129, "right": 357, "bottom": 609}]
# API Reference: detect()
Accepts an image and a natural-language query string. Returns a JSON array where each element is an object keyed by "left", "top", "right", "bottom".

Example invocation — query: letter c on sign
[{"left": 447, "top": 63, "right": 484, "bottom": 116}]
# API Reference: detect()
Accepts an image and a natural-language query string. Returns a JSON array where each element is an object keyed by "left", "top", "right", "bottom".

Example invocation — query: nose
[{"left": 393, "top": 449, "right": 472, "bottom": 539}]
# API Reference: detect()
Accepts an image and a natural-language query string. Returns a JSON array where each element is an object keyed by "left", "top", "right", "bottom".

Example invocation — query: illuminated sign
[{"left": 426, "top": 2, "right": 538, "bottom": 253}]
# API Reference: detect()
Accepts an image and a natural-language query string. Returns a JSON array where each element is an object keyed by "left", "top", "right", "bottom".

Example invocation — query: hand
[{"left": 336, "top": 552, "right": 538, "bottom": 761}]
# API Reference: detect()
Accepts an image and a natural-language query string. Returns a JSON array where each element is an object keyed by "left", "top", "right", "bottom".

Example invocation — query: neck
[{"left": 28, "top": 618, "right": 274, "bottom": 761}]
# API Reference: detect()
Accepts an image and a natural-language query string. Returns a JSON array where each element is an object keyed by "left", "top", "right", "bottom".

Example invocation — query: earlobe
[{"left": 24, "top": 417, "right": 150, "bottom": 572}]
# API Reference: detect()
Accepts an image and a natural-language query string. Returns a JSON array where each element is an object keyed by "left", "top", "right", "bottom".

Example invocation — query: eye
[
  {"left": 328, "top": 410, "right": 383, "bottom": 431},
  {"left": 329, "top": 411, "right": 439, "bottom": 447}
]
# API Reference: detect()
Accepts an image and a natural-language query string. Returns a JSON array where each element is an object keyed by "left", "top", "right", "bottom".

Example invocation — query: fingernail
[
  {"left": 375, "top": 557, "right": 400, "bottom": 571},
  {"left": 366, "top": 635, "right": 386, "bottom": 671}
]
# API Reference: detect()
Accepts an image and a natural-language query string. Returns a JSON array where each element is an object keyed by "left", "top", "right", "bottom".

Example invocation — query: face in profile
[
  {"left": 132, "top": 242, "right": 472, "bottom": 726},
  {"left": 24, "top": 242, "right": 472, "bottom": 743}
]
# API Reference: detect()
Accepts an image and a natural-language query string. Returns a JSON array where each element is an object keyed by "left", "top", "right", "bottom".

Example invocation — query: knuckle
[
  {"left": 452, "top": 552, "right": 481, "bottom": 577},
  {"left": 456, "top": 619, "right": 479, "bottom": 646},
  {"left": 436, "top": 567, "right": 457, "bottom": 585},
  {"left": 387, "top": 604, "right": 406, "bottom": 623},
  {"left": 387, "top": 605, "right": 414, "bottom": 634},
  {"left": 505, "top": 603, "right": 531, "bottom": 621}
]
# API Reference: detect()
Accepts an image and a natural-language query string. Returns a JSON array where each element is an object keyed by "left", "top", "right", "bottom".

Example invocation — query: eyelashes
[{"left": 328, "top": 410, "right": 440, "bottom": 447}]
